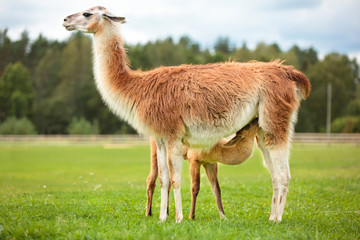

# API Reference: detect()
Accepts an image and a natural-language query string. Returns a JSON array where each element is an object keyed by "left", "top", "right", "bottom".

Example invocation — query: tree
[
  {"left": 33, "top": 96, "right": 72, "bottom": 134},
  {"left": 0, "top": 62, "right": 34, "bottom": 121},
  {"left": 27, "top": 34, "right": 49, "bottom": 74},
  {"left": 0, "top": 29, "right": 12, "bottom": 75},
  {"left": 253, "top": 42, "right": 282, "bottom": 61},
  {"left": 290, "top": 46, "right": 318, "bottom": 72},
  {"left": 55, "top": 32, "right": 93, "bottom": 124},
  {"left": 214, "top": 37, "right": 233, "bottom": 54},
  {"left": 299, "top": 53, "right": 359, "bottom": 132},
  {"left": 11, "top": 31, "right": 30, "bottom": 66},
  {"left": 67, "top": 117, "right": 99, "bottom": 135},
  {"left": 178, "top": 36, "right": 202, "bottom": 64},
  {"left": 32, "top": 47, "right": 63, "bottom": 133},
  {"left": 0, "top": 117, "right": 37, "bottom": 135},
  {"left": 331, "top": 116, "right": 360, "bottom": 133},
  {"left": 233, "top": 43, "right": 252, "bottom": 62}
]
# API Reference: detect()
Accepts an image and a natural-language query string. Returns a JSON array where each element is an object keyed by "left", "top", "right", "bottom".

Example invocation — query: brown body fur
[
  {"left": 85, "top": 16, "right": 311, "bottom": 148},
  {"left": 105, "top": 40, "right": 309, "bottom": 146}
]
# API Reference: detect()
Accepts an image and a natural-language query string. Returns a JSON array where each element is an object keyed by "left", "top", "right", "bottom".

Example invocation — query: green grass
[{"left": 0, "top": 142, "right": 359, "bottom": 239}]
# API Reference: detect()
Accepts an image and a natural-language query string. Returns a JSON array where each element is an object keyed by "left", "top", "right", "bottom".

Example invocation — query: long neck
[
  {"left": 92, "top": 25, "right": 144, "bottom": 132},
  {"left": 93, "top": 25, "right": 131, "bottom": 83}
]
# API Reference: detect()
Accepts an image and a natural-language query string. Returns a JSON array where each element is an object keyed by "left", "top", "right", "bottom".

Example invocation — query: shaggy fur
[{"left": 101, "top": 39, "right": 309, "bottom": 147}]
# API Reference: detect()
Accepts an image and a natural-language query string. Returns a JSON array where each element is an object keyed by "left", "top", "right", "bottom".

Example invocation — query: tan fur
[
  {"left": 99, "top": 39, "right": 309, "bottom": 146},
  {"left": 146, "top": 119, "right": 259, "bottom": 219}
]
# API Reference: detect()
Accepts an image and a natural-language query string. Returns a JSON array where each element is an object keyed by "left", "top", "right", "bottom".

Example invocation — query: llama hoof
[
  {"left": 269, "top": 215, "right": 282, "bottom": 222},
  {"left": 175, "top": 214, "right": 183, "bottom": 223},
  {"left": 159, "top": 216, "right": 167, "bottom": 223},
  {"left": 269, "top": 214, "right": 276, "bottom": 222}
]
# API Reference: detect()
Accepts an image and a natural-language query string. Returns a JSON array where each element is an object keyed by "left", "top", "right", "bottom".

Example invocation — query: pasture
[{"left": 0, "top": 141, "right": 359, "bottom": 239}]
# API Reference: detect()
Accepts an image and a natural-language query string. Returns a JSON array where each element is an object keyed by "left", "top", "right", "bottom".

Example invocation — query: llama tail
[{"left": 285, "top": 67, "right": 311, "bottom": 99}]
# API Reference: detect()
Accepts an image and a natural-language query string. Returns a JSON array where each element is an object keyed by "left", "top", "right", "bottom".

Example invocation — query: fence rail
[
  {"left": 292, "top": 133, "right": 360, "bottom": 144},
  {"left": 0, "top": 133, "right": 359, "bottom": 145},
  {"left": 0, "top": 135, "right": 148, "bottom": 145}
]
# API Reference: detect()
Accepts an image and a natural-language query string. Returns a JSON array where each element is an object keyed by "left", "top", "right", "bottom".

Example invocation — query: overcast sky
[{"left": 1, "top": 0, "right": 359, "bottom": 60}]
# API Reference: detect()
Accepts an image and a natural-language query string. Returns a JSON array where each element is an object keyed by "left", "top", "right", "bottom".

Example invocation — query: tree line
[{"left": 0, "top": 29, "right": 359, "bottom": 134}]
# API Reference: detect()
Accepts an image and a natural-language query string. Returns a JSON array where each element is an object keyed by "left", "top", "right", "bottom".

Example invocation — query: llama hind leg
[
  {"left": 257, "top": 130, "right": 291, "bottom": 222},
  {"left": 268, "top": 147, "right": 290, "bottom": 222},
  {"left": 203, "top": 163, "right": 226, "bottom": 219},
  {"left": 189, "top": 160, "right": 201, "bottom": 220},
  {"left": 257, "top": 91, "right": 296, "bottom": 221}
]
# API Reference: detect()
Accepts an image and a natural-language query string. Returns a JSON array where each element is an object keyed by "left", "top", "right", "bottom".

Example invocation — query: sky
[{"left": 1, "top": 0, "right": 360, "bottom": 61}]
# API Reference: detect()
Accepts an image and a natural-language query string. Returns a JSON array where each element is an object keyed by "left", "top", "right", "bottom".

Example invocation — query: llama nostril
[{"left": 64, "top": 18, "right": 67, "bottom": 22}]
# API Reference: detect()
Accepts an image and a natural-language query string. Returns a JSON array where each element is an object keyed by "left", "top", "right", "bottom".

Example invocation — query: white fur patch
[{"left": 184, "top": 100, "right": 258, "bottom": 150}]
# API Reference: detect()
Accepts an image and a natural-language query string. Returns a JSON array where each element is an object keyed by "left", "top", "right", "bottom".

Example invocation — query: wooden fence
[
  {"left": 0, "top": 135, "right": 148, "bottom": 146},
  {"left": 0, "top": 133, "right": 359, "bottom": 145},
  {"left": 292, "top": 133, "right": 360, "bottom": 145}
]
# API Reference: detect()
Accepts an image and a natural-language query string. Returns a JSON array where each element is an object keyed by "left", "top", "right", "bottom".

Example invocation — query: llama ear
[
  {"left": 103, "top": 14, "right": 126, "bottom": 23},
  {"left": 222, "top": 135, "right": 244, "bottom": 148}
]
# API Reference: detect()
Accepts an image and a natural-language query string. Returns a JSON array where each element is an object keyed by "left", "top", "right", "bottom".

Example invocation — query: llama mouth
[{"left": 63, "top": 24, "right": 75, "bottom": 31}]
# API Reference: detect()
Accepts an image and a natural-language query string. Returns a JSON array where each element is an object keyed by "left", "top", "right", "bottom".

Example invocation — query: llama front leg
[
  {"left": 257, "top": 130, "right": 291, "bottom": 222},
  {"left": 146, "top": 138, "right": 158, "bottom": 216},
  {"left": 203, "top": 163, "right": 226, "bottom": 219},
  {"left": 156, "top": 138, "right": 170, "bottom": 222},
  {"left": 146, "top": 164, "right": 157, "bottom": 216},
  {"left": 167, "top": 139, "right": 184, "bottom": 223}
]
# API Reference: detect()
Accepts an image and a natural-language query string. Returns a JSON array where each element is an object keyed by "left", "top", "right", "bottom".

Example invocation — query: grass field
[{"left": 0, "top": 141, "right": 359, "bottom": 239}]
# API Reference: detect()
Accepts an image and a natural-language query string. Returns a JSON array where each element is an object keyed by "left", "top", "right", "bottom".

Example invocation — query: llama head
[
  {"left": 222, "top": 118, "right": 259, "bottom": 148},
  {"left": 63, "top": 6, "right": 126, "bottom": 34}
]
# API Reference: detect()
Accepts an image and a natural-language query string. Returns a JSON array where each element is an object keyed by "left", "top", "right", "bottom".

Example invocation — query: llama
[
  {"left": 63, "top": 6, "right": 311, "bottom": 223},
  {"left": 146, "top": 118, "right": 259, "bottom": 220}
]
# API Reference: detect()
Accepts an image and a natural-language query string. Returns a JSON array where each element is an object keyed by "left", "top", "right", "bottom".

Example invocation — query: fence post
[{"left": 326, "top": 82, "right": 332, "bottom": 146}]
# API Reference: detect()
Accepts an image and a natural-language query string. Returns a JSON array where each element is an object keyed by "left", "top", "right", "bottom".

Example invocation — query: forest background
[{"left": 0, "top": 29, "right": 359, "bottom": 134}]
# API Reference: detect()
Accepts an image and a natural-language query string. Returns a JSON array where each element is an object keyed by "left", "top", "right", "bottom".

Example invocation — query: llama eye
[{"left": 83, "top": 13, "right": 92, "bottom": 18}]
